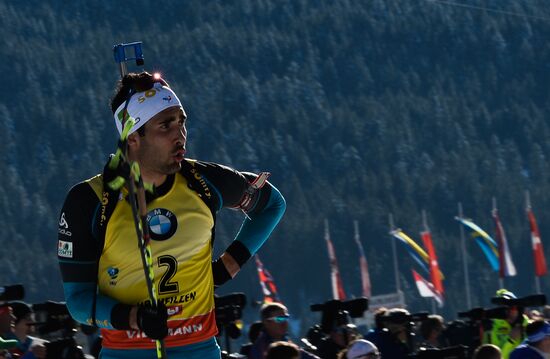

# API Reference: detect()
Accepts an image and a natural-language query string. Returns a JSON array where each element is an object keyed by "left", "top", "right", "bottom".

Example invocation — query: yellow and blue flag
[{"left": 455, "top": 216, "right": 499, "bottom": 271}]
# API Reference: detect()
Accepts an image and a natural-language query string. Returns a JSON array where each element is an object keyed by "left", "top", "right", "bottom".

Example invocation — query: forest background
[{"left": 1, "top": 0, "right": 550, "bottom": 335}]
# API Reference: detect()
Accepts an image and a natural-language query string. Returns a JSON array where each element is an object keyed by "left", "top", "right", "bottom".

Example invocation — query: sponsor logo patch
[
  {"left": 58, "top": 240, "right": 73, "bottom": 258},
  {"left": 147, "top": 208, "right": 178, "bottom": 241}
]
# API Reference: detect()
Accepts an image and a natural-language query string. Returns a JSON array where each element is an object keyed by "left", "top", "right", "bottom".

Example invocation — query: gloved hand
[
  {"left": 103, "top": 151, "right": 131, "bottom": 189},
  {"left": 137, "top": 302, "right": 168, "bottom": 340}
]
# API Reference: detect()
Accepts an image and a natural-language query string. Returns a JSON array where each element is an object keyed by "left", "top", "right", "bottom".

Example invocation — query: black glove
[{"left": 137, "top": 302, "right": 168, "bottom": 340}]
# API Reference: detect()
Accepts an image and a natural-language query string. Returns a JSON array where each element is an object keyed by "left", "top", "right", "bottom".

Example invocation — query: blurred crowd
[{"left": 1, "top": 288, "right": 550, "bottom": 359}]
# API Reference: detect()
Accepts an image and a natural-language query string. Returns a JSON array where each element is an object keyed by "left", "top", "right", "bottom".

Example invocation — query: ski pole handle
[{"left": 113, "top": 42, "right": 144, "bottom": 77}]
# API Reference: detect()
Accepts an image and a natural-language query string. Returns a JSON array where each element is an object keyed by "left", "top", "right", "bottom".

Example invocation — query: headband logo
[{"left": 137, "top": 88, "right": 160, "bottom": 104}]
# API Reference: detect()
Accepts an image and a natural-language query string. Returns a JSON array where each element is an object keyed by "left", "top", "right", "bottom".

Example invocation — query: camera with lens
[
  {"left": 310, "top": 298, "right": 369, "bottom": 334},
  {"left": 32, "top": 301, "right": 86, "bottom": 359},
  {"left": 215, "top": 293, "right": 247, "bottom": 354}
]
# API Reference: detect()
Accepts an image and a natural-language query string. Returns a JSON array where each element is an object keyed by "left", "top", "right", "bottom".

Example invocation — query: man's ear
[{"left": 127, "top": 132, "right": 140, "bottom": 149}]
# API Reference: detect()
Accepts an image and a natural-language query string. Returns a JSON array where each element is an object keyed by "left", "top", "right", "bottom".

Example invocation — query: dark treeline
[{"left": 1, "top": 0, "right": 550, "bottom": 326}]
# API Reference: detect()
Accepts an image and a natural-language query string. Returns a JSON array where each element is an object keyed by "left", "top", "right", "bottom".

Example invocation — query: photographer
[
  {"left": 316, "top": 312, "right": 360, "bottom": 359},
  {"left": 364, "top": 308, "right": 411, "bottom": 359},
  {"left": 485, "top": 290, "right": 528, "bottom": 358},
  {"left": 417, "top": 315, "right": 445, "bottom": 350},
  {"left": 4, "top": 301, "right": 46, "bottom": 359}
]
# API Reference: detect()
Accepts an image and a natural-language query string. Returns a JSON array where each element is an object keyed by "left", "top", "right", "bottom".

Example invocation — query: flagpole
[
  {"left": 389, "top": 213, "right": 401, "bottom": 293},
  {"left": 526, "top": 191, "right": 542, "bottom": 293},
  {"left": 493, "top": 197, "right": 504, "bottom": 290},
  {"left": 458, "top": 203, "right": 472, "bottom": 309}
]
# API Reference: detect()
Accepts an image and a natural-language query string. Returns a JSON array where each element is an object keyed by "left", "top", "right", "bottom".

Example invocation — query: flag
[
  {"left": 390, "top": 229, "right": 430, "bottom": 275},
  {"left": 455, "top": 217, "right": 499, "bottom": 271},
  {"left": 528, "top": 208, "right": 548, "bottom": 277},
  {"left": 412, "top": 269, "right": 443, "bottom": 307},
  {"left": 255, "top": 255, "right": 281, "bottom": 304},
  {"left": 354, "top": 221, "right": 372, "bottom": 298},
  {"left": 390, "top": 229, "right": 444, "bottom": 280},
  {"left": 492, "top": 209, "right": 517, "bottom": 278},
  {"left": 421, "top": 230, "right": 444, "bottom": 296},
  {"left": 325, "top": 220, "right": 346, "bottom": 300}
]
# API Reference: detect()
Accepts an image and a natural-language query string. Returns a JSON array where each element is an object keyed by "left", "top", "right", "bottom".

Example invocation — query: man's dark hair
[
  {"left": 110, "top": 71, "right": 170, "bottom": 136},
  {"left": 420, "top": 315, "right": 444, "bottom": 339},
  {"left": 472, "top": 344, "right": 501, "bottom": 359},
  {"left": 260, "top": 303, "right": 287, "bottom": 321},
  {"left": 266, "top": 341, "right": 300, "bottom": 359}
]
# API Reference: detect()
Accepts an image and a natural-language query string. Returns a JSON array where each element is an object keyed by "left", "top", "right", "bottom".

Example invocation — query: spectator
[
  {"left": 266, "top": 341, "right": 301, "bottom": 359},
  {"left": 485, "top": 289, "right": 528, "bottom": 358},
  {"left": 4, "top": 301, "right": 46, "bottom": 359},
  {"left": 418, "top": 315, "right": 445, "bottom": 349},
  {"left": 250, "top": 303, "right": 318, "bottom": 359},
  {"left": 240, "top": 321, "right": 264, "bottom": 357},
  {"left": 473, "top": 344, "right": 502, "bottom": 359},
  {"left": 510, "top": 319, "right": 550, "bottom": 359},
  {"left": 316, "top": 310, "right": 361, "bottom": 359},
  {"left": 364, "top": 308, "right": 410, "bottom": 359},
  {"left": 337, "top": 339, "right": 380, "bottom": 359}
]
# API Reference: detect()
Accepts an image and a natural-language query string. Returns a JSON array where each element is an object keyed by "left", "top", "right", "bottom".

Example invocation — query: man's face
[
  {"left": 14, "top": 314, "right": 35, "bottom": 337},
  {"left": 0, "top": 307, "right": 14, "bottom": 334},
  {"left": 262, "top": 308, "right": 289, "bottom": 340},
  {"left": 132, "top": 106, "right": 187, "bottom": 179}
]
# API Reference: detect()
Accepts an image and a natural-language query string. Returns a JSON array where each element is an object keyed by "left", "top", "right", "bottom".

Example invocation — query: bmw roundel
[{"left": 147, "top": 208, "right": 178, "bottom": 241}]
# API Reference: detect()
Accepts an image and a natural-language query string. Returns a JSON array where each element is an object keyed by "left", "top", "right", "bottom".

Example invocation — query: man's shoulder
[
  {"left": 64, "top": 175, "right": 102, "bottom": 204},
  {"left": 510, "top": 344, "right": 543, "bottom": 359}
]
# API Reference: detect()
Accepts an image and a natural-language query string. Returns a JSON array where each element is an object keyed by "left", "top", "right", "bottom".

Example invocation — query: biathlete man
[{"left": 57, "top": 71, "right": 286, "bottom": 358}]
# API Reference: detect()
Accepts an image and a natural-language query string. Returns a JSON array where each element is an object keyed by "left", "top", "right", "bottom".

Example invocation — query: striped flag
[
  {"left": 492, "top": 208, "right": 517, "bottom": 278},
  {"left": 255, "top": 255, "right": 281, "bottom": 304},
  {"left": 325, "top": 219, "right": 346, "bottom": 300},
  {"left": 421, "top": 230, "right": 444, "bottom": 297},
  {"left": 412, "top": 269, "right": 443, "bottom": 307},
  {"left": 455, "top": 217, "right": 499, "bottom": 272},
  {"left": 527, "top": 208, "right": 548, "bottom": 277},
  {"left": 354, "top": 221, "right": 371, "bottom": 298},
  {"left": 390, "top": 229, "right": 444, "bottom": 280}
]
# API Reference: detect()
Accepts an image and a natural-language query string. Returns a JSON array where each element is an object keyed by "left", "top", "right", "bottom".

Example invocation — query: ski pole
[{"left": 111, "top": 41, "right": 167, "bottom": 359}]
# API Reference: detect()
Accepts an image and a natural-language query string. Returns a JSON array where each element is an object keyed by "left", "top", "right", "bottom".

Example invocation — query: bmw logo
[{"left": 147, "top": 208, "right": 178, "bottom": 241}]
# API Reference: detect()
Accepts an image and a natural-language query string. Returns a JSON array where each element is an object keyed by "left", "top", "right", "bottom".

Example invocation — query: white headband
[{"left": 113, "top": 82, "right": 183, "bottom": 135}]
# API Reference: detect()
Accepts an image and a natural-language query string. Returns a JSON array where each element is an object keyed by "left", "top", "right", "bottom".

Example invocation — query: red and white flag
[
  {"left": 421, "top": 230, "right": 444, "bottom": 297},
  {"left": 354, "top": 221, "right": 371, "bottom": 298},
  {"left": 492, "top": 209, "right": 517, "bottom": 278},
  {"left": 528, "top": 208, "right": 548, "bottom": 277},
  {"left": 412, "top": 269, "right": 443, "bottom": 307},
  {"left": 255, "top": 255, "right": 281, "bottom": 304},
  {"left": 325, "top": 219, "right": 346, "bottom": 300}
]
